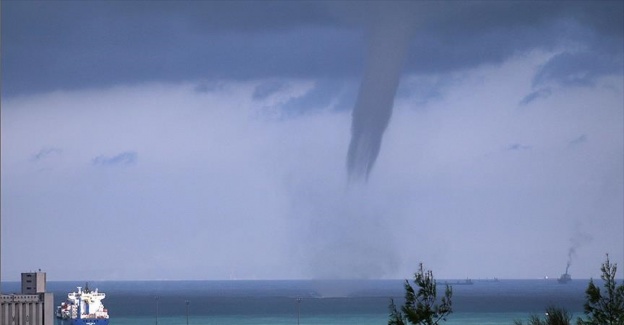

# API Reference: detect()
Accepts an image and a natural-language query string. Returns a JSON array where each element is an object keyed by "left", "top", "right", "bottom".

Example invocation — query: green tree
[
  {"left": 513, "top": 306, "right": 572, "bottom": 325},
  {"left": 388, "top": 263, "right": 453, "bottom": 325},
  {"left": 576, "top": 254, "right": 624, "bottom": 325}
]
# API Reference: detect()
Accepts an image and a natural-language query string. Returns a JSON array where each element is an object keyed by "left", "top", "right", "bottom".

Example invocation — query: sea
[{"left": 1, "top": 279, "right": 592, "bottom": 325}]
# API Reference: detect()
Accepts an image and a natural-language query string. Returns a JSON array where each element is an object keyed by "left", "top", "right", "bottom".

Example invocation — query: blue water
[{"left": 1, "top": 279, "right": 590, "bottom": 324}]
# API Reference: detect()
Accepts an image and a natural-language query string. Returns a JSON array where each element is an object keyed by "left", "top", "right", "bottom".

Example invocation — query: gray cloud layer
[{"left": 2, "top": 1, "right": 622, "bottom": 96}]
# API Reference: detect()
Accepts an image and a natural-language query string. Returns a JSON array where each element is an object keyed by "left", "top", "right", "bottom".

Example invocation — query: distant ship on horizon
[
  {"left": 440, "top": 278, "right": 474, "bottom": 286},
  {"left": 558, "top": 263, "right": 572, "bottom": 284}
]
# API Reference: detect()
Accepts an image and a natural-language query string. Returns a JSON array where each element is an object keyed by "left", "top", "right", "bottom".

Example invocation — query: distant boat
[
  {"left": 558, "top": 263, "right": 572, "bottom": 284},
  {"left": 440, "top": 279, "right": 473, "bottom": 286},
  {"left": 558, "top": 273, "right": 571, "bottom": 284}
]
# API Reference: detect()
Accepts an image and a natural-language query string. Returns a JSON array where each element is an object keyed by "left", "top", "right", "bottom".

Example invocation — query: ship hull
[{"left": 57, "top": 318, "right": 109, "bottom": 325}]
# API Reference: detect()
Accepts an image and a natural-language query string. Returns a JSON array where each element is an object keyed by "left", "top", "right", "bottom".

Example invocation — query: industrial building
[{"left": 0, "top": 272, "right": 54, "bottom": 325}]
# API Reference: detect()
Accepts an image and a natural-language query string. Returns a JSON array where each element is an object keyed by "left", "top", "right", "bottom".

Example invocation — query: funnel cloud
[{"left": 347, "top": 9, "right": 414, "bottom": 182}]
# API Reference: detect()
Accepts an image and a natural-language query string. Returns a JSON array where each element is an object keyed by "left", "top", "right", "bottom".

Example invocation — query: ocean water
[{"left": 1, "top": 279, "right": 590, "bottom": 324}]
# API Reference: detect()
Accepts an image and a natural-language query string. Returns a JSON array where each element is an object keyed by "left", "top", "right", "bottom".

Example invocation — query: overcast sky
[{"left": 2, "top": 1, "right": 623, "bottom": 281}]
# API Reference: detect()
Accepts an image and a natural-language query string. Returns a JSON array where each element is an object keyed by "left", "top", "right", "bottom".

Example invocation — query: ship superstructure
[{"left": 56, "top": 284, "right": 109, "bottom": 325}]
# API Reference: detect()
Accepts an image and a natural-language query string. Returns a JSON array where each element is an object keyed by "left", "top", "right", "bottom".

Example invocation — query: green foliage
[
  {"left": 388, "top": 263, "right": 453, "bottom": 325},
  {"left": 513, "top": 306, "right": 572, "bottom": 325},
  {"left": 576, "top": 255, "right": 624, "bottom": 325}
]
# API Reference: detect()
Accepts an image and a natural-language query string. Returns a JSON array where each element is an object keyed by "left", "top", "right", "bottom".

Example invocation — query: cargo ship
[{"left": 56, "top": 283, "right": 109, "bottom": 325}]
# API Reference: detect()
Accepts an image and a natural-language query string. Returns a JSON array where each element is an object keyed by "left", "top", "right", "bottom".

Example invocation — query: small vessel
[
  {"left": 440, "top": 278, "right": 474, "bottom": 286},
  {"left": 56, "top": 283, "right": 109, "bottom": 325},
  {"left": 558, "top": 263, "right": 572, "bottom": 284}
]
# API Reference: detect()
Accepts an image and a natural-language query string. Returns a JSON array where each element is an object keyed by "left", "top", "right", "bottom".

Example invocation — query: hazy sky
[{"left": 2, "top": 1, "right": 623, "bottom": 281}]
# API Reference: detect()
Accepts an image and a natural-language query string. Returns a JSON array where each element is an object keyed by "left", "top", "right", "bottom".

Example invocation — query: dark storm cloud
[
  {"left": 533, "top": 51, "right": 622, "bottom": 87},
  {"left": 92, "top": 151, "right": 138, "bottom": 166},
  {"left": 3, "top": 1, "right": 622, "bottom": 98},
  {"left": 1, "top": 1, "right": 359, "bottom": 96},
  {"left": 405, "top": 2, "right": 620, "bottom": 69}
]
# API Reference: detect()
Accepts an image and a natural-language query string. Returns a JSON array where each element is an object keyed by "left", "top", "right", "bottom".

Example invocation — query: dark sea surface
[{"left": 1, "top": 279, "right": 591, "bottom": 324}]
